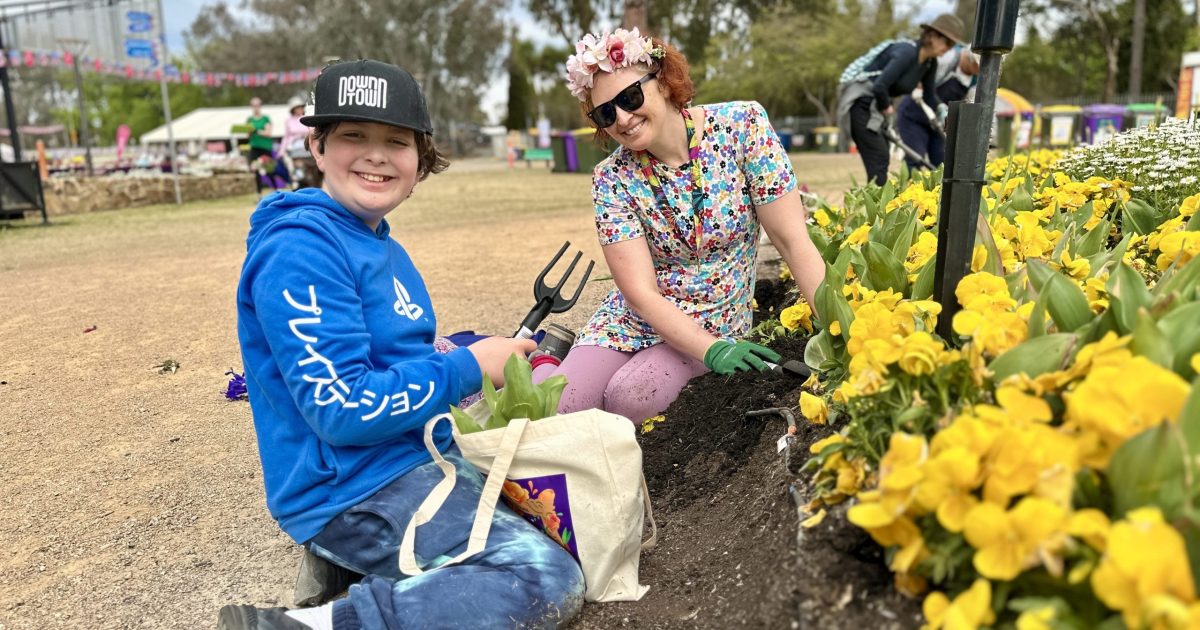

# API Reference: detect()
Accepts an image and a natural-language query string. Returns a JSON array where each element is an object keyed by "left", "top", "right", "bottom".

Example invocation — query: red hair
[{"left": 580, "top": 37, "right": 694, "bottom": 144}]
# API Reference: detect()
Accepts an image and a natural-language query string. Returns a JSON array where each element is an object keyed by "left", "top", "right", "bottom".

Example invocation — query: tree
[
  {"left": 505, "top": 39, "right": 537, "bottom": 131},
  {"left": 701, "top": 2, "right": 893, "bottom": 124},
  {"left": 1128, "top": 0, "right": 1146, "bottom": 96},
  {"left": 186, "top": 0, "right": 506, "bottom": 148},
  {"left": 955, "top": 0, "right": 978, "bottom": 33}
]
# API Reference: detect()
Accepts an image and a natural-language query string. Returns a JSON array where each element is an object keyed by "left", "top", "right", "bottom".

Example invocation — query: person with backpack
[
  {"left": 836, "top": 14, "right": 966, "bottom": 185},
  {"left": 895, "top": 45, "right": 980, "bottom": 170}
]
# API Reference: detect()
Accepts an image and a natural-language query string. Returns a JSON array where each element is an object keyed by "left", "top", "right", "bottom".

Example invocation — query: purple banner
[{"left": 501, "top": 473, "right": 579, "bottom": 562}]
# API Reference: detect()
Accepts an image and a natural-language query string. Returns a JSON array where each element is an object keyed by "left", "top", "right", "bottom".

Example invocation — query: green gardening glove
[{"left": 703, "top": 340, "right": 781, "bottom": 375}]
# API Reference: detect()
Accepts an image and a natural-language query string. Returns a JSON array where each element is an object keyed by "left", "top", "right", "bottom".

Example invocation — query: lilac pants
[{"left": 532, "top": 344, "right": 709, "bottom": 422}]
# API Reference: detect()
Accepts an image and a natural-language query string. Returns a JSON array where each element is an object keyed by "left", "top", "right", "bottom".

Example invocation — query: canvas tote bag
[{"left": 398, "top": 407, "right": 657, "bottom": 602}]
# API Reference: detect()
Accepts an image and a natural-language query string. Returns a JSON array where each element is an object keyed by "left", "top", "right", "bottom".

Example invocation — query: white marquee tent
[{"left": 139, "top": 104, "right": 294, "bottom": 154}]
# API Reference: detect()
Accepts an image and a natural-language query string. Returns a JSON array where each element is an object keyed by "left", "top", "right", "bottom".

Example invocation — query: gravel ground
[{"left": 0, "top": 153, "right": 862, "bottom": 629}]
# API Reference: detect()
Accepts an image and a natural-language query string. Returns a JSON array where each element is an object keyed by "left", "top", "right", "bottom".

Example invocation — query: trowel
[{"left": 763, "top": 359, "right": 812, "bottom": 379}]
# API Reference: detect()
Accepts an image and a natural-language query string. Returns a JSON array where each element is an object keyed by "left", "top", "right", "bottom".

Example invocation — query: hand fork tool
[{"left": 514, "top": 241, "right": 595, "bottom": 339}]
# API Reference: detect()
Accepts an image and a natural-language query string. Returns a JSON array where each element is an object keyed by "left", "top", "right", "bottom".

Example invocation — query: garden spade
[
  {"left": 882, "top": 116, "right": 936, "bottom": 170},
  {"left": 514, "top": 241, "right": 595, "bottom": 339},
  {"left": 762, "top": 359, "right": 811, "bottom": 379}
]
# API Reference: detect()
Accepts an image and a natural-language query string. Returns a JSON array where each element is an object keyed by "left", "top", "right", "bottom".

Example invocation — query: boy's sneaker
[
  {"left": 530, "top": 323, "right": 575, "bottom": 368},
  {"left": 217, "top": 605, "right": 309, "bottom": 630}
]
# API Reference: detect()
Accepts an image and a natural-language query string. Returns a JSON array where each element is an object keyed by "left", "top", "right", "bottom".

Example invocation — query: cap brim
[{"left": 299, "top": 113, "right": 432, "bottom": 135}]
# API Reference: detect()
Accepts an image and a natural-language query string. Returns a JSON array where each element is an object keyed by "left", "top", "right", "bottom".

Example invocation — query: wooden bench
[{"left": 519, "top": 147, "right": 554, "bottom": 169}]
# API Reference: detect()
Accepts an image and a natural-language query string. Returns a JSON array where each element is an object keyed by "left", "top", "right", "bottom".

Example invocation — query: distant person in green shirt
[{"left": 247, "top": 97, "right": 275, "bottom": 195}]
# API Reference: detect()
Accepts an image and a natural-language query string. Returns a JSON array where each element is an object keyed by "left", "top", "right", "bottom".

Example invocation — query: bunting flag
[{"left": 0, "top": 46, "right": 322, "bottom": 87}]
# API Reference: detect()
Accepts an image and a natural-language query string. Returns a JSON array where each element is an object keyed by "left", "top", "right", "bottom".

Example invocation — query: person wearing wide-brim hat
[
  {"left": 279, "top": 96, "right": 311, "bottom": 185},
  {"left": 836, "top": 13, "right": 966, "bottom": 185}
]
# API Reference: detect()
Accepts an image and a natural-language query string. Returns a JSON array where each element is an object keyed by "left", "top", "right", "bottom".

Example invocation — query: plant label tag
[{"left": 776, "top": 434, "right": 792, "bottom": 453}]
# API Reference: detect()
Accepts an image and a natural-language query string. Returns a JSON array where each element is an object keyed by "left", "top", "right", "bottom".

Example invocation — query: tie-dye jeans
[{"left": 306, "top": 446, "right": 585, "bottom": 629}]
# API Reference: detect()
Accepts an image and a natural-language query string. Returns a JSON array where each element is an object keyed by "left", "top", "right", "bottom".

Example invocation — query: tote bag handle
[{"left": 399, "top": 415, "right": 528, "bottom": 576}]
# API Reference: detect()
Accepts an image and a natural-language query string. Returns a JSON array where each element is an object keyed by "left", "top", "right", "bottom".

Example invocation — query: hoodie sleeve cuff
[{"left": 446, "top": 346, "right": 483, "bottom": 400}]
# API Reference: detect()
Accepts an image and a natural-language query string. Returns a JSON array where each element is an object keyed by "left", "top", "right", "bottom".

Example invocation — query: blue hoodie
[{"left": 236, "top": 188, "right": 482, "bottom": 543}]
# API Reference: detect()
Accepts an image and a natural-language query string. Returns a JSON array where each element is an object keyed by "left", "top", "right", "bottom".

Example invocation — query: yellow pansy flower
[
  {"left": 1179, "top": 193, "right": 1199, "bottom": 217},
  {"left": 1092, "top": 507, "right": 1196, "bottom": 629},
  {"left": 914, "top": 446, "right": 980, "bottom": 532},
  {"left": 898, "top": 332, "right": 950, "bottom": 377},
  {"left": 800, "top": 392, "right": 828, "bottom": 425},
  {"left": 922, "top": 579, "right": 995, "bottom": 630},
  {"left": 1064, "top": 355, "right": 1190, "bottom": 468},
  {"left": 1067, "top": 508, "right": 1111, "bottom": 551},
  {"left": 780, "top": 301, "right": 813, "bottom": 333},
  {"left": 963, "top": 497, "right": 1067, "bottom": 580},
  {"left": 847, "top": 433, "right": 927, "bottom": 528},
  {"left": 845, "top": 223, "right": 871, "bottom": 247},
  {"left": 1155, "top": 231, "right": 1200, "bottom": 271}
]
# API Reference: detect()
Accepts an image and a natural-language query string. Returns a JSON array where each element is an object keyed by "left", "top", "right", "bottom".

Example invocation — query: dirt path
[{"left": 0, "top": 154, "right": 861, "bottom": 629}]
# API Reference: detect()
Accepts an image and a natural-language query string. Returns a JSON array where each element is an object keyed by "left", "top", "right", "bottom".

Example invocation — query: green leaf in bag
[
  {"left": 451, "top": 405, "right": 484, "bottom": 435},
  {"left": 500, "top": 353, "right": 544, "bottom": 419},
  {"left": 538, "top": 375, "right": 568, "bottom": 418},
  {"left": 481, "top": 375, "right": 501, "bottom": 415}
]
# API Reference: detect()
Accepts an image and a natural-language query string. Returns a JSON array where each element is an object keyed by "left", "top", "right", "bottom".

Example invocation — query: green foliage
[{"left": 452, "top": 354, "right": 569, "bottom": 434}]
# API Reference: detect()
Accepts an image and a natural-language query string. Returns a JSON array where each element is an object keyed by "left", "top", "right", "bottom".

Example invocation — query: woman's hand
[
  {"left": 467, "top": 337, "right": 536, "bottom": 387},
  {"left": 703, "top": 340, "right": 780, "bottom": 375}
]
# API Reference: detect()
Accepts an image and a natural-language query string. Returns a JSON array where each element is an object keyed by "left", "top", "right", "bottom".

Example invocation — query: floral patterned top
[{"left": 577, "top": 101, "right": 796, "bottom": 351}]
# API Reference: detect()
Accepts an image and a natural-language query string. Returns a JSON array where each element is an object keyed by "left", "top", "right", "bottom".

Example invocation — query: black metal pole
[
  {"left": 932, "top": 0, "right": 1019, "bottom": 341},
  {"left": 0, "top": 24, "right": 23, "bottom": 162},
  {"left": 72, "top": 56, "right": 94, "bottom": 177}
]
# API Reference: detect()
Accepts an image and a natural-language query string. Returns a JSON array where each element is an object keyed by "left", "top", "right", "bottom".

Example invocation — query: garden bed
[{"left": 571, "top": 280, "right": 921, "bottom": 628}]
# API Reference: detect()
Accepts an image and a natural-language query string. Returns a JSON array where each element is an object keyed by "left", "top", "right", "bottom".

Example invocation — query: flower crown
[{"left": 564, "top": 27, "right": 665, "bottom": 101}]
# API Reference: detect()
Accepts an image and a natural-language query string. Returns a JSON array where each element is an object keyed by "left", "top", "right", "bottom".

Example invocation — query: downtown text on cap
[{"left": 300, "top": 59, "right": 433, "bottom": 135}]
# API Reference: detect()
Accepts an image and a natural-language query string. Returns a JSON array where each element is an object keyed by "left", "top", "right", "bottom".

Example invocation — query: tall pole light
[
  {"left": 155, "top": 0, "right": 181, "bottom": 205},
  {"left": 932, "top": 0, "right": 1019, "bottom": 341},
  {"left": 0, "top": 22, "right": 22, "bottom": 161},
  {"left": 59, "top": 38, "right": 94, "bottom": 177}
]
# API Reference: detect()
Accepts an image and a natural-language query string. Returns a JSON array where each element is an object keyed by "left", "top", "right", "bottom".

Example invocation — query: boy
[{"left": 222, "top": 59, "right": 584, "bottom": 630}]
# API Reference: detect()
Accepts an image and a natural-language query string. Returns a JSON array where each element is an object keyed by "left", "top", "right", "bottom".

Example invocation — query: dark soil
[
  {"left": 569, "top": 309, "right": 923, "bottom": 629},
  {"left": 752, "top": 278, "right": 798, "bottom": 327}
]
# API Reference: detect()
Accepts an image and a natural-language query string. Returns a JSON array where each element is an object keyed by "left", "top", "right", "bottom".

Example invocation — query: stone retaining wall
[{"left": 42, "top": 173, "right": 256, "bottom": 217}]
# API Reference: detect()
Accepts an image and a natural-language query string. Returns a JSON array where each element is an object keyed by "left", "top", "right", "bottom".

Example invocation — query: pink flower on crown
[{"left": 564, "top": 27, "right": 663, "bottom": 101}]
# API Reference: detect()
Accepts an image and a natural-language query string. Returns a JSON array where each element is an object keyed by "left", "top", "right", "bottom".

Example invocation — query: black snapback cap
[{"left": 300, "top": 59, "right": 433, "bottom": 134}]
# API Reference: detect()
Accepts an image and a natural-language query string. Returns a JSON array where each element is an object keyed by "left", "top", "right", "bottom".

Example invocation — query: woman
[
  {"left": 533, "top": 28, "right": 825, "bottom": 423},
  {"left": 836, "top": 13, "right": 965, "bottom": 185},
  {"left": 279, "top": 96, "right": 309, "bottom": 188}
]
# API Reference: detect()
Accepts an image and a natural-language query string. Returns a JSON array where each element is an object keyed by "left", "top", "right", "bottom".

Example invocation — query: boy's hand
[{"left": 467, "top": 337, "right": 536, "bottom": 387}]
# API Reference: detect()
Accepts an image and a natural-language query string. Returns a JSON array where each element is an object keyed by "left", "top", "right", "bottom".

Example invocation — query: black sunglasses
[{"left": 587, "top": 72, "right": 657, "bottom": 128}]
